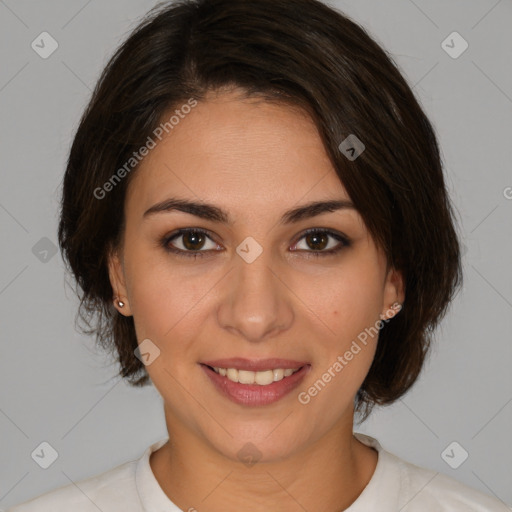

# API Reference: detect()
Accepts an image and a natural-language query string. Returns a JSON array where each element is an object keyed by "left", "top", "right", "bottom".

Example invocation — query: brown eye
[
  {"left": 181, "top": 230, "right": 207, "bottom": 250},
  {"left": 292, "top": 228, "right": 350, "bottom": 257},
  {"left": 304, "top": 231, "right": 329, "bottom": 251},
  {"left": 163, "top": 228, "right": 220, "bottom": 258}
]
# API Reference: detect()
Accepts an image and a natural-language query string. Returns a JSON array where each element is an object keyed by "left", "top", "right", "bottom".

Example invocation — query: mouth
[
  {"left": 209, "top": 366, "right": 301, "bottom": 385},
  {"left": 200, "top": 358, "right": 311, "bottom": 406}
]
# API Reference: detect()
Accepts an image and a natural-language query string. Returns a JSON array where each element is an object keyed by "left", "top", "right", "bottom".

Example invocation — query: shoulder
[
  {"left": 354, "top": 433, "right": 509, "bottom": 512},
  {"left": 6, "top": 459, "right": 139, "bottom": 512},
  {"left": 389, "top": 451, "right": 510, "bottom": 511}
]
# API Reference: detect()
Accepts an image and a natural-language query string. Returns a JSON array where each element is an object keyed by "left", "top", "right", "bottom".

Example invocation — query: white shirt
[{"left": 7, "top": 432, "right": 510, "bottom": 511}]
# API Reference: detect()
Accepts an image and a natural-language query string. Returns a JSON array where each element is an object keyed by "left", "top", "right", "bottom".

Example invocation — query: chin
[{"left": 203, "top": 421, "right": 310, "bottom": 466}]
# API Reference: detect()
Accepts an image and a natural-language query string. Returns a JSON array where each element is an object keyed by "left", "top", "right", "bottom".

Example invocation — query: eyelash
[{"left": 160, "top": 227, "right": 351, "bottom": 260}]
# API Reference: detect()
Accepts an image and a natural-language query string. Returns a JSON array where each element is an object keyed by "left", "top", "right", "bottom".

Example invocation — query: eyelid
[
  {"left": 162, "top": 226, "right": 350, "bottom": 258},
  {"left": 290, "top": 227, "right": 349, "bottom": 250},
  {"left": 165, "top": 227, "right": 221, "bottom": 252}
]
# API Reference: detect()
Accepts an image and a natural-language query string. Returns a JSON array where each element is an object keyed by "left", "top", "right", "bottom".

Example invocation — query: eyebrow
[{"left": 143, "top": 197, "right": 356, "bottom": 225}]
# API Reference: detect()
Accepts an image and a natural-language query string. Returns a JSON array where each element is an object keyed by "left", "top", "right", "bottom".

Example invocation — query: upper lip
[{"left": 201, "top": 358, "right": 309, "bottom": 372}]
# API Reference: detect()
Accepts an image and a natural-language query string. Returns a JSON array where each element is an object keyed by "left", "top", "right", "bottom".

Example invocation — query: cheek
[
  {"left": 297, "top": 257, "right": 383, "bottom": 340},
  {"left": 123, "top": 248, "right": 225, "bottom": 365},
  {"left": 122, "top": 246, "right": 198, "bottom": 340},
  {"left": 297, "top": 265, "right": 382, "bottom": 418}
]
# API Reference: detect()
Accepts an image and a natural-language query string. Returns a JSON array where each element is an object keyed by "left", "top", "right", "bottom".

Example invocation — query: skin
[{"left": 108, "top": 88, "right": 405, "bottom": 512}]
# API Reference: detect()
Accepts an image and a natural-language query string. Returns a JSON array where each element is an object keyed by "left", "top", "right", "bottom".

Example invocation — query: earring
[{"left": 114, "top": 296, "right": 125, "bottom": 308}]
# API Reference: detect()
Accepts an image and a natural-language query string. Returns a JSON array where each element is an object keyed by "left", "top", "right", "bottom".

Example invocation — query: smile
[
  {"left": 210, "top": 366, "right": 300, "bottom": 385},
  {"left": 200, "top": 358, "right": 311, "bottom": 406}
]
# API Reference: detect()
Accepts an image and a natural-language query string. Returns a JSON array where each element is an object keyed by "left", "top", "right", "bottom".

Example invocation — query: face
[{"left": 108, "top": 89, "right": 404, "bottom": 463}]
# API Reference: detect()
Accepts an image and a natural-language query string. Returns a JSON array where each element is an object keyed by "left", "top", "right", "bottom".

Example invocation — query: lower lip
[{"left": 200, "top": 364, "right": 310, "bottom": 406}]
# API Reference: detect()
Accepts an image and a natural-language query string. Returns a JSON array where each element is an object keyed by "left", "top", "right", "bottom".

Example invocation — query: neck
[{"left": 150, "top": 412, "right": 378, "bottom": 512}]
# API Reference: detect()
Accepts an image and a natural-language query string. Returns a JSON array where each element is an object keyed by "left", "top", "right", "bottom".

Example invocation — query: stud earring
[{"left": 114, "top": 297, "right": 125, "bottom": 308}]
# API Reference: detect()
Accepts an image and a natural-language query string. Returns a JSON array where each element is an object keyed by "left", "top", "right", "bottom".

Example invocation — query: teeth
[{"left": 212, "top": 366, "right": 301, "bottom": 385}]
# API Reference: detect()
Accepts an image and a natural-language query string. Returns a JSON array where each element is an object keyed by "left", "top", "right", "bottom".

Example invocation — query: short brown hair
[{"left": 58, "top": 0, "right": 463, "bottom": 422}]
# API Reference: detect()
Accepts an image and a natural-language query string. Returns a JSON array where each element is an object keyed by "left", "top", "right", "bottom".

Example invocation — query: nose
[{"left": 217, "top": 246, "right": 294, "bottom": 343}]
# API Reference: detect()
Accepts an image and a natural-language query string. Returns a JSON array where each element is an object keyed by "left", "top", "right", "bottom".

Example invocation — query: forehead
[{"left": 126, "top": 91, "right": 352, "bottom": 220}]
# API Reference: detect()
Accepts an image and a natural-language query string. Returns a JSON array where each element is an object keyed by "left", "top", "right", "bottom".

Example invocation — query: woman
[{"left": 8, "top": 0, "right": 508, "bottom": 510}]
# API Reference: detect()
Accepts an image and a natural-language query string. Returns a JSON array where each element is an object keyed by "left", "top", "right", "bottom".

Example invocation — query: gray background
[{"left": 1, "top": 0, "right": 511, "bottom": 509}]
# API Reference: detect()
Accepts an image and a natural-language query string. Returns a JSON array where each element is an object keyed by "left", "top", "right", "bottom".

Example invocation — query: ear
[
  {"left": 107, "top": 245, "right": 133, "bottom": 316},
  {"left": 381, "top": 266, "right": 405, "bottom": 320}
]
